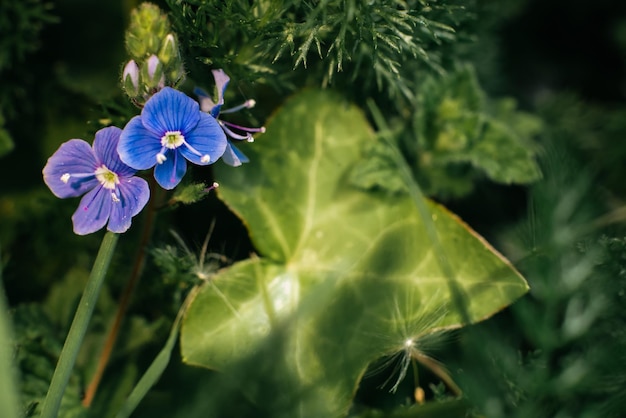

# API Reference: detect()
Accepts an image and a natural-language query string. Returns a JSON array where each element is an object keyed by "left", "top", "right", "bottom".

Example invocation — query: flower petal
[
  {"left": 72, "top": 185, "right": 112, "bottom": 235},
  {"left": 179, "top": 112, "right": 227, "bottom": 165},
  {"left": 43, "top": 139, "right": 99, "bottom": 198},
  {"left": 154, "top": 150, "right": 187, "bottom": 189},
  {"left": 118, "top": 116, "right": 162, "bottom": 170},
  {"left": 93, "top": 126, "right": 135, "bottom": 176},
  {"left": 108, "top": 177, "right": 150, "bottom": 233},
  {"left": 141, "top": 87, "right": 200, "bottom": 135},
  {"left": 194, "top": 87, "right": 217, "bottom": 114},
  {"left": 221, "top": 142, "right": 249, "bottom": 167},
  {"left": 209, "top": 69, "right": 230, "bottom": 117}
]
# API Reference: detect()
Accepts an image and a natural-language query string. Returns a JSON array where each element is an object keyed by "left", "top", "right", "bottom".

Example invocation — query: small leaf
[{"left": 170, "top": 182, "right": 211, "bottom": 205}]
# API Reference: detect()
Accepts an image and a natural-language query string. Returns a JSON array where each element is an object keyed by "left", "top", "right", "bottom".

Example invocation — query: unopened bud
[
  {"left": 158, "top": 33, "right": 179, "bottom": 66},
  {"left": 141, "top": 55, "right": 164, "bottom": 89},
  {"left": 125, "top": 3, "right": 172, "bottom": 58},
  {"left": 122, "top": 60, "right": 140, "bottom": 96}
]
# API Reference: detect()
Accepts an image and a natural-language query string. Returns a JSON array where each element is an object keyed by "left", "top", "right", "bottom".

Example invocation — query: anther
[
  {"left": 156, "top": 153, "right": 167, "bottom": 164},
  {"left": 61, "top": 173, "right": 71, "bottom": 183}
]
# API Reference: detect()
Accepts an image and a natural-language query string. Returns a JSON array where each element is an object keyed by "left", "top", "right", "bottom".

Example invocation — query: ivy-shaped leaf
[{"left": 181, "top": 90, "right": 528, "bottom": 417}]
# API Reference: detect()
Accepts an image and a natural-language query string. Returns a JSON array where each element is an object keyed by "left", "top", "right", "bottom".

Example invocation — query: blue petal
[
  {"left": 154, "top": 149, "right": 187, "bottom": 189},
  {"left": 72, "top": 185, "right": 112, "bottom": 235},
  {"left": 43, "top": 139, "right": 99, "bottom": 198},
  {"left": 179, "top": 112, "right": 227, "bottom": 165},
  {"left": 221, "top": 142, "right": 249, "bottom": 167},
  {"left": 93, "top": 126, "right": 135, "bottom": 176},
  {"left": 141, "top": 87, "right": 200, "bottom": 135},
  {"left": 118, "top": 116, "right": 162, "bottom": 170},
  {"left": 108, "top": 177, "right": 150, "bottom": 233}
]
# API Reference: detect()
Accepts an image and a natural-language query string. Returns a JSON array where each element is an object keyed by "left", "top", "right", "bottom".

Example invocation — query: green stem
[{"left": 40, "top": 231, "right": 119, "bottom": 418}]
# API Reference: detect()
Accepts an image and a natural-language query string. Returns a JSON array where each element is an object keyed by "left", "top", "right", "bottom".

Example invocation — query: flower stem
[
  {"left": 40, "top": 231, "right": 119, "bottom": 418},
  {"left": 82, "top": 178, "right": 159, "bottom": 407}
]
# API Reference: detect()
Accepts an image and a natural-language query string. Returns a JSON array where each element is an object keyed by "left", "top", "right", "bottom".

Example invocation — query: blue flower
[
  {"left": 118, "top": 87, "right": 227, "bottom": 189},
  {"left": 43, "top": 126, "right": 150, "bottom": 235},
  {"left": 195, "top": 69, "right": 265, "bottom": 167}
]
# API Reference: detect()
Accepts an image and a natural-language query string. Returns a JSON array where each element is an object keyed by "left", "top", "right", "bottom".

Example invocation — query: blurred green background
[{"left": 3, "top": 0, "right": 626, "bottom": 416}]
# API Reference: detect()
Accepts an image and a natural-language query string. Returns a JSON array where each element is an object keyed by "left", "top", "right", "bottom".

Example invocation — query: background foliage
[{"left": 2, "top": 0, "right": 626, "bottom": 417}]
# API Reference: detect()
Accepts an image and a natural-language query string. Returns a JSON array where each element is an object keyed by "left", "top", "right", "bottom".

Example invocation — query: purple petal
[
  {"left": 179, "top": 112, "right": 227, "bottom": 165},
  {"left": 43, "top": 139, "right": 99, "bottom": 198},
  {"left": 209, "top": 69, "right": 230, "bottom": 117},
  {"left": 221, "top": 142, "right": 249, "bottom": 167},
  {"left": 118, "top": 116, "right": 162, "bottom": 170},
  {"left": 72, "top": 185, "right": 112, "bottom": 235},
  {"left": 93, "top": 126, "right": 135, "bottom": 176},
  {"left": 194, "top": 87, "right": 217, "bottom": 114},
  {"left": 154, "top": 150, "right": 187, "bottom": 189},
  {"left": 141, "top": 87, "right": 200, "bottom": 135},
  {"left": 107, "top": 177, "right": 150, "bottom": 233}
]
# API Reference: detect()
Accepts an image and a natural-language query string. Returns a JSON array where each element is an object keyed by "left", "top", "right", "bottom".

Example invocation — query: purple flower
[
  {"left": 195, "top": 69, "right": 265, "bottom": 167},
  {"left": 43, "top": 127, "right": 150, "bottom": 235},
  {"left": 118, "top": 87, "right": 227, "bottom": 189}
]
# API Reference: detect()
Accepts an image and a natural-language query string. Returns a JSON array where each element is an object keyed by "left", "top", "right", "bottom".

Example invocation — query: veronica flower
[
  {"left": 118, "top": 87, "right": 227, "bottom": 189},
  {"left": 43, "top": 126, "right": 150, "bottom": 235},
  {"left": 194, "top": 69, "right": 265, "bottom": 167}
]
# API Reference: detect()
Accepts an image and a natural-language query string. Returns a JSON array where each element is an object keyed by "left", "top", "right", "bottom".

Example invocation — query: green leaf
[
  {"left": 181, "top": 90, "right": 528, "bottom": 417},
  {"left": 170, "top": 182, "right": 211, "bottom": 205},
  {"left": 349, "top": 136, "right": 408, "bottom": 194},
  {"left": 411, "top": 64, "right": 541, "bottom": 198}
]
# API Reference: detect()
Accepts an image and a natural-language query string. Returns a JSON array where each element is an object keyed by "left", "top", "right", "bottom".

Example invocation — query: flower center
[
  {"left": 95, "top": 164, "right": 120, "bottom": 190},
  {"left": 161, "top": 130, "right": 185, "bottom": 149}
]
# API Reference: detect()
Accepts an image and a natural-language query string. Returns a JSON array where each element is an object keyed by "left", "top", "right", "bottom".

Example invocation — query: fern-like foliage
[
  {"left": 0, "top": 0, "right": 56, "bottom": 144},
  {"left": 166, "top": 0, "right": 470, "bottom": 101},
  {"left": 0, "top": 0, "right": 56, "bottom": 72}
]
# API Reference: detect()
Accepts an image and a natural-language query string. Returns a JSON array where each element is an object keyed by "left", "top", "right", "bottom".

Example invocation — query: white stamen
[
  {"left": 61, "top": 173, "right": 71, "bottom": 183},
  {"left": 245, "top": 99, "right": 256, "bottom": 108},
  {"left": 111, "top": 193, "right": 120, "bottom": 203},
  {"left": 156, "top": 153, "right": 167, "bottom": 164},
  {"left": 161, "top": 130, "right": 185, "bottom": 149},
  {"left": 212, "top": 181, "right": 219, "bottom": 188},
  {"left": 94, "top": 165, "right": 120, "bottom": 190},
  {"left": 201, "top": 154, "right": 211, "bottom": 163}
]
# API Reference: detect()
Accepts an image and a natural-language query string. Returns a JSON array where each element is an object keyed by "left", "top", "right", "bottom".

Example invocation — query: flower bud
[
  {"left": 125, "top": 3, "right": 171, "bottom": 59},
  {"left": 158, "top": 33, "right": 179, "bottom": 66},
  {"left": 122, "top": 60, "right": 140, "bottom": 97},
  {"left": 141, "top": 55, "right": 164, "bottom": 89}
]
